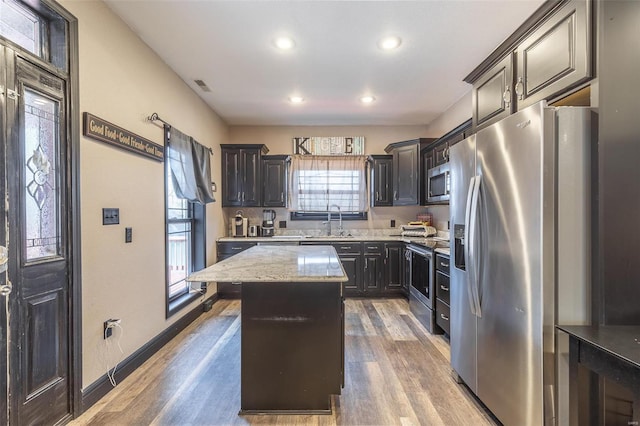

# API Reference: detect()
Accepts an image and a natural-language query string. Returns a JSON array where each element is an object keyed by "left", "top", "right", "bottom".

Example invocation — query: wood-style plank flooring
[{"left": 70, "top": 298, "right": 496, "bottom": 425}]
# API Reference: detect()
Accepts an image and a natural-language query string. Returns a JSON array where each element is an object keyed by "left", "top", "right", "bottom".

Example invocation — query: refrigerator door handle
[
  {"left": 465, "top": 176, "right": 479, "bottom": 316},
  {"left": 469, "top": 175, "right": 482, "bottom": 318}
]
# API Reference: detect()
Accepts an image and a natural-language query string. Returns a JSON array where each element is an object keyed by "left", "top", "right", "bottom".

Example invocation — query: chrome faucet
[{"left": 324, "top": 204, "right": 343, "bottom": 236}]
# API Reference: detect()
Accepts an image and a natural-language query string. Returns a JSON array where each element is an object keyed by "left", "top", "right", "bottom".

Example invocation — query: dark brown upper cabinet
[
  {"left": 515, "top": 0, "right": 592, "bottom": 109},
  {"left": 472, "top": 53, "right": 515, "bottom": 130},
  {"left": 262, "top": 155, "right": 288, "bottom": 208},
  {"left": 370, "top": 155, "right": 393, "bottom": 207},
  {"left": 221, "top": 144, "right": 269, "bottom": 207},
  {"left": 385, "top": 140, "right": 422, "bottom": 206},
  {"left": 466, "top": 0, "right": 593, "bottom": 131}
]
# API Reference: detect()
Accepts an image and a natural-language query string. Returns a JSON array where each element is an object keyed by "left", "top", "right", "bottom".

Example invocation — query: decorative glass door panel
[{"left": 23, "top": 88, "right": 61, "bottom": 262}]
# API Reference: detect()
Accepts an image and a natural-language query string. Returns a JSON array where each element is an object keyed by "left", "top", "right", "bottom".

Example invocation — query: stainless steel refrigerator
[{"left": 449, "top": 101, "right": 592, "bottom": 425}]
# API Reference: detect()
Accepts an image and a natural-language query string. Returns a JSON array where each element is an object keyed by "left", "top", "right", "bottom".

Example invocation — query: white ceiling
[{"left": 104, "top": 0, "right": 545, "bottom": 127}]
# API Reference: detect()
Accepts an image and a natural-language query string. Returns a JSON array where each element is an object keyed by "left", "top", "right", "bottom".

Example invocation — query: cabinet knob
[
  {"left": 394, "top": 190, "right": 398, "bottom": 200},
  {"left": 440, "top": 313, "right": 449, "bottom": 321},
  {"left": 503, "top": 85, "right": 511, "bottom": 108},
  {"left": 515, "top": 77, "right": 524, "bottom": 101},
  {"left": 281, "top": 193, "right": 284, "bottom": 203},
  {"left": 440, "top": 285, "right": 449, "bottom": 291},
  {"left": 441, "top": 262, "right": 449, "bottom": 268},
  {"left": 376, "top": 191, "right": 380, "bottom": 201}
]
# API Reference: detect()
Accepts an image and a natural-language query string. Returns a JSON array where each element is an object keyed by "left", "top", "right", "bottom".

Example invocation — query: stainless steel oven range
[{"left": 407, "top": 243, "right": 436, "bottom": 332}]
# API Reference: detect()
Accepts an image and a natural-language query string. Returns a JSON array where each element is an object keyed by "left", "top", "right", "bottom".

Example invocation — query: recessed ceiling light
[
  {"left": 378, "top": 36, "right": 402, "bottom": 50},
  {"left": 289, "top": 96, "right": 304, "bottom": 104},
  {"left": 274, "top": 36, "right": 296, "bottom": 50},
  {"left": 360, "top": 95, "right": 376, "bottom": 104}
]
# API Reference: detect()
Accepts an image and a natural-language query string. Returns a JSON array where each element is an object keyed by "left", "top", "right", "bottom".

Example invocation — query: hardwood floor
[{"left": 71, "top": 298, "right": 496, "bottom": 425}]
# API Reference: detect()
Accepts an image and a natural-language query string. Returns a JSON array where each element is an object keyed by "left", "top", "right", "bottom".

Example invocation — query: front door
[{"left": 1, "top": 45, "right": 73, "bottom": 425}]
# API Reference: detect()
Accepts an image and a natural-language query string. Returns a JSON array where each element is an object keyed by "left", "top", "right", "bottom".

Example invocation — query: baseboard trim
[{"left": 80, "top": 293, "right": 219, "bottom": 413}]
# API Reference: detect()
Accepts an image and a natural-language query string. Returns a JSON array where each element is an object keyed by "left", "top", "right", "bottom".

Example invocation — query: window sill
[
  {"left": 167, "top": 290, "right": 201, "bottom": 318},
  {"left": 290, "top": 212, "right": 368, "bottom": 221}
]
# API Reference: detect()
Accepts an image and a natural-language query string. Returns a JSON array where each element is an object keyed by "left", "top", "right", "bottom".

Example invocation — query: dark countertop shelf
[{"left": 557, "top": 325, "right": 640, "bottom": 369}]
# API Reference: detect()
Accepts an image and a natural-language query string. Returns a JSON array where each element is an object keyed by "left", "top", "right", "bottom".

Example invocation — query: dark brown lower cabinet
[
  {"left": 435, "top": 253, "right": 451, "bottom": 336},
  {"left": 218, "top": 240, "right": 407, "bottom": 298}
]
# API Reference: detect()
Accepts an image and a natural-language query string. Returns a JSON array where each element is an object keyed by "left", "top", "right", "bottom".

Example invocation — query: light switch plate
[{"left": 102, "top": 208, "right": 119, "bottom": 225}]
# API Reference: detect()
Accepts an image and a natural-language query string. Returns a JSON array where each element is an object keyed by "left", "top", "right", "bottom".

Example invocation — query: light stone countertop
[
  {"left": 435, "top": 247, "right": 451, "bottom": 256},
  {"left": 217, "top": 235, "right": 451, "bottom": 252},
  {"left": 188, "top": 245, "right": 347, "bottom": 283}
]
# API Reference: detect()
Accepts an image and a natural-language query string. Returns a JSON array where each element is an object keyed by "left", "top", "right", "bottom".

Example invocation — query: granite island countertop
[{"left": 188, "top": 245, "right": 347, "bottom": 283}]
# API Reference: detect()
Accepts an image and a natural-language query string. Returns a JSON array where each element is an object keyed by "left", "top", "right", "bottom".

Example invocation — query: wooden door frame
[{"left": 1, "top": 0, "right": 81, "bottom": 420}]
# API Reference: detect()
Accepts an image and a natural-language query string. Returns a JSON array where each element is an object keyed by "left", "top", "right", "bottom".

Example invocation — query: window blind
[{"left": 289, "top": 155, "right": 368, "bottom": 212}]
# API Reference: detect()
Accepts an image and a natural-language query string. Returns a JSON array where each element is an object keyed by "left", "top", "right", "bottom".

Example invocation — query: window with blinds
[{"left": 289, "top": 155, "right": 368, "bottom": 219}]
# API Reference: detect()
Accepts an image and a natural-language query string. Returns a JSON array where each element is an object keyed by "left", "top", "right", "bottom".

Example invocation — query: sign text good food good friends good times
[{"left": 83, "top": 112, "right": 164, "bottom": 161}]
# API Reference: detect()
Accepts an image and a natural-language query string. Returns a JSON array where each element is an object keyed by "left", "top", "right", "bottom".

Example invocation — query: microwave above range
[{"left": 426, "top": 163, "right": 450, "bottom": 203}]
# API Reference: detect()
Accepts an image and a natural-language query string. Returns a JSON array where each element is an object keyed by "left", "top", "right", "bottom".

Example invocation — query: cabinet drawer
[
  {"left": 332, "top": 242, "right": 362, "bottom": 255},
  {"left": 435, "top": 254, "right": 450, "bottom": 273},
  {"left": 363, "top": 243, "right": 384, "bottom": 254},
  {"left": 436, "top": 271, "right": 450, "bottom": 305},
  {"left": 217, "top": 242, "right": 256, "bottom": 256},
  {"left": 436, "top": 299, "right": 451, "bottom": 335}
]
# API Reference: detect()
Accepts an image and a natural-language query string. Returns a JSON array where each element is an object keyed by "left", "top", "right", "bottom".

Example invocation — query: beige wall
[
  {"left": 60, "top": 0, "right": 228, "bottom": 388},
  {"left": 227, "top": 125, "right": 431, "bottom": 232},
  {"left": 423, "top": 91, "right": 472, "bottom": 137}
]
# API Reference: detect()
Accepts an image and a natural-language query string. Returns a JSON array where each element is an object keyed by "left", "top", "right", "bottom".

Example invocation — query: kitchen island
[{"left": 188, "top": 245, "right": 347, "bottom": 414}]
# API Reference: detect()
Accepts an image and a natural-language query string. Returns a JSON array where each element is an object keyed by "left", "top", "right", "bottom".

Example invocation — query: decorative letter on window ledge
[{"left": 292, "top": 136, "right": 364, "bottom": 155}]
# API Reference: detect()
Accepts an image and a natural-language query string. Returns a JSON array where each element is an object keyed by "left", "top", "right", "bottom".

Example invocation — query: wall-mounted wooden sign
[
  {"left": 293, "top": 136, "right": 365, "bottom": 155},
  {"left": 83, "top": 112, "right": 164, "bottom": 162}
]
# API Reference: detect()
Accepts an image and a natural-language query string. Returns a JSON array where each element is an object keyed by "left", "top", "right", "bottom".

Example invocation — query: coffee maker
[
  {"left": 261, "top": 209, "right": 276, "bottom": 237},
  {"left": 233, "top": 211, "right": 248, "bottom": 237}
]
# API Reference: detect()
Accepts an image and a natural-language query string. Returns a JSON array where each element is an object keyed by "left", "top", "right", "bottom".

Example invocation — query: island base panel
[{"left": 241, "top": 281, "right": 343, "bottom": 412}]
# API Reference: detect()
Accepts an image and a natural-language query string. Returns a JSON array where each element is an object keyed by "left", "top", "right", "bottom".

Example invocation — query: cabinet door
[
  {"left": 339, "top": 255, "right": 362, "bottom": 296},
  {"left": 262, "top": 157, "right": 287, "bottom": 207},
  {"left": 385, "top": 244, "right": 404, "bottom": 292},
  {"left": 222, "top": 148, "right": 242, "bottom": 207},
  {"left": 371, "top": 156, "right": 393, "bottom": 207},
  {"left": 363, "top": 254, "right": 384, "bottom": 294},
  {"left": 472, "top": 53, "right": 514, "bottom": 131},
  {"left": 433, "top": 142, "right": 449, "bottom": 167},
  {"left": 515, "top": 0, "right": 592, "bottom": 110},
  {"left": 393, "top": 143, "right": 419, "bottom": 206},
  {"left": 241, "top": 149, "right": 261, "bottom": 206}
]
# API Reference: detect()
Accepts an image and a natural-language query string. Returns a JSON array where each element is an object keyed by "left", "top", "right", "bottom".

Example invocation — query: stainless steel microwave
[{"left": 427, "top": 163, "right": 450, "bottom": 203}]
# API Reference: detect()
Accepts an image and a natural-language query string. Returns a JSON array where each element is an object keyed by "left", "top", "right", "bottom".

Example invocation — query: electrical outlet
[
  {"left": 104, "top": 321, "right": 113, "bottom": 338},
  {"left": 279, "top": 220, "right": 286, "bottom": 228},
  {"left": 103, "top": 318, "right": 121, "bottom": 339},
  {"left": 125, "top": 227, "right": 132, "bottom": 243},
  {"left": 390, "top": 219, "right": 396, "bottom": 228},
  {"left": 102, "top": 208, "right": 119, "bottom": 225}
]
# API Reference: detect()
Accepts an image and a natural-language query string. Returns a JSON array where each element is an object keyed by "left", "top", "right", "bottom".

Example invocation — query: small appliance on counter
[
  {"left": 261, "top": 209, "right": 276, "bottom": 237},
  {"left": 248, "top": 225, "right": 260, "bottom": 237},
  {"left": 233, "top": 211, "right": 248, "bottom": 237},
  {"left": 400, "top": 223, "right": 437, "bottom": 238}
]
